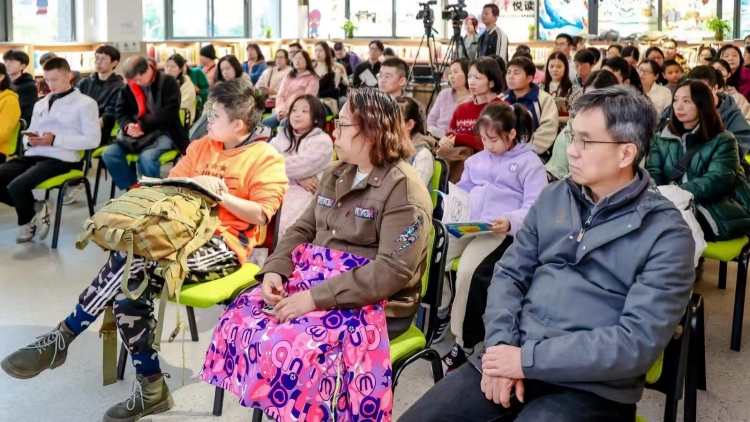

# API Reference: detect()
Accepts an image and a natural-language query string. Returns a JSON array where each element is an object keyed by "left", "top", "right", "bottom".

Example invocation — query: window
[
  {"left": 349, "top": 0, "right": 392, "bottom": 37},
  {"left": 251, "top": 0, "right": 280, "bottom": 38},
  {"left": 11, "top": 0, "right": 74, "bottom": 42},
  {"left": 172, "top": 0, "right": 209, "bottom": 37},
  {"left": 598, "top": 0, "right": 658, "bottom": 36},
  {"left": 396, "top": 1, "right": 440, "bottom": 38},
  {"left": 741, "top": 0, "right": 750, "bottom": 37},
  {"left": 143, "top": 0, "right": 165, "bottom": 40},
  {"left": 538, "top": 0, "right": 589, "bottom": 40},
  {"left": 309, "top": 0, "right": 345, "bottom": 39},
  {"left": 214, "top": 0, "right": 245, "bottom": 37},
  {"left": 662, "top": 0, "right": 717, "bottom": 39}
]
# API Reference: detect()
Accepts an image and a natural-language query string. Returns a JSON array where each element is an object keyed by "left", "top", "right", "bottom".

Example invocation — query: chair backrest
[
  {"left": 420, "top": 219, "right": 448, "bottom": 347},
  {"left": 179, "top": 108, "right": 190, "bottom": 128},
  {"left": 111, "top": 122, "right": 120, "bottom": 138},
  {"left": 431, "top": 157, "right": 449, "bottom": 219},
  {"left": 258, "top": 203, "right": 283, "bottom": 254},
  {"left": 8, "top": 120, "right": 24, "bottom": 157},
  {"left": 645, "top": 299, "right": 693, "bottom": 400}
]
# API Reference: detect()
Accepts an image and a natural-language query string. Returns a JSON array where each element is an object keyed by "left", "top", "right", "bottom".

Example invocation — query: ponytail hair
[{"left": 474, "top": 102, "right": 534, "bottom": 148}]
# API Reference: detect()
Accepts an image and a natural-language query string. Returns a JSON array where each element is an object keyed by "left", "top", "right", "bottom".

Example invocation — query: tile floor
[{"left": 0, "top": 173, "right": 749, "bottom": 422}]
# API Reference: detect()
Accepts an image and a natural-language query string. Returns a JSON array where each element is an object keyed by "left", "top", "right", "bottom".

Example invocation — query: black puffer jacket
[
  {"left": 77, "top": 73, "right": 125, "bottom": 145},
  {"left": 11, "top": 73, "right": 38, "bottom": 125}
]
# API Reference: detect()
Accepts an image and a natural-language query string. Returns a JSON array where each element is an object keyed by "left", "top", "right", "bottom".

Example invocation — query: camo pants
[{"left": 76, "top": 236, "right": 240, "bottom": 356}]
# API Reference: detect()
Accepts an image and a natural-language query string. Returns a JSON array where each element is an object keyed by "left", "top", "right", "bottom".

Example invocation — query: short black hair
[
  {"left": 645, "top": 46, "right": 665, "bottom": 60},
  {"left": 686, "top": 65, "right": 720, "bottom": 88},
  {"left": 508, "top": 56, "right": 537, "bottom": 78},
  {"left": 621, "top": 45, "right": 640, "bottom": 62},
  {"left": 39, "top": 52, "right": 57, "bottom": 66},
  {"left": 608, "top": 44, "right": 623, "bottom": 54},
  {"left": 217, "top": 55, "right": 244, "bottom": 82},
  {"left": 0, "top": 63, "right": 11, "bottom": 91},
  {"left": 289, "top": 42, "right": 303, "bottom": 50},
  {"left": 333, "top": 42, "right": 345, "bottom": 51},
  {"left": 124, "top": 56, "right": 150, "bottom": 79},
  {"left": 572, "top": 36, "right": 584, "bottom": 46},
  {"left": 383, "top": 47, "right": 396, "bottom": 57},
  {"left": 382, "top": 57, "right": 408, "bottom": 78},
  {"left": 602, "top": 57, "right": 631, "bottom": 80},
  {"left": 516, "top": 44, "right": 531, "bottom": 54},
  {"left": 2, "top": 49, "right": 30, "bottom": 67},
  {"left": 488, "top": 54, "right": 507, "bottom": 77},
  {"left": 512, "top": 50, "right": 533, "bottom": 61},
  {"left": 583, "top": 69, "right": 620, "bottom": 91},
  {"left": 95, "top": 45, "right": 121, "bottom": 67},
  {"left": 574, "top": 49, "right": 596, "bottom": 65},
  {"left": 587, "top": 46, "right": 601, "bottom": 63},
  {"left": 640, "top": 59, "right": 661, "bottom": 76},
  {"left": 42, "top": 57, "right": 71, "bottom": 73},
  {"left": 369, "top": 40, "right": 385, "bottom": 52},
  {"left": 471, "top": 57, "right": 505, "bottom": 93},
  {"left": 663, "top": 59, "right": 682, "bottom": 73},
  {"left": 483, "top": 3, "right": 500, "bottom": 16},
  {"left": 555, "top": 33, "right": 573, "bottom": 46}
]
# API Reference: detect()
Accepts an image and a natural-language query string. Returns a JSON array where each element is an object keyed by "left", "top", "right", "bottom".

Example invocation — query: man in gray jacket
[{"left": 400, "top": 86, "right": 695, "bottom": 422}]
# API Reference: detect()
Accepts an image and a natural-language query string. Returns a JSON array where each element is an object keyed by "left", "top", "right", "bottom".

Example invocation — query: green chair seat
[
  {"left": 171, "top": 263, "right": 261, "bottom": 309},
  {"left": 92, "top": 145, "right": 108, "bottom": 158},
  {"left": 646, "top": 352, "right": 663, "bottom": 384},
  {"left": 126, "top": 154, "right": 139, "bottom": 163},
  {"left": 326, "top": 115, "right": 336, "bottom": 122},
  {"left": 262, "top": 112, "right": 272, "bottom": 120},
  {"left": 390, "top": 325, "right": 427, "bottom": 362},
  {"left": 451, "top": 256, "right": 461, "bottom": 272},
  {"left": 635, "top": 415, "right": 647, "bottom": 422},
  {"left": 35, "top": 170, "right": 85, "bottom": 190},
  {"left": 745, "top": 155, "right": 750, "bottom": 165},
  {"left": 702, "top": 236, "right": 749, "bottom": 262},
  {"left": 159, "top": 150, "right": 179, "bottom": 164}
]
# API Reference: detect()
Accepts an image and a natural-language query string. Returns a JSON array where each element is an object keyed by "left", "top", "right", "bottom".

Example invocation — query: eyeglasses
[
  {"left": 206, "top": 110, "right": 217, "bottom": 123},
  {"left": 565, "top": 130, "right": 632, "bottom": 150},
  {"left": 333, "top": 119, "right": 357, "bottom": 132},
  {"left": 637, "top": 68, "right": 653, "bottom": 75},
  {"left": 377, "top": 73, "right": 396, "bottom": 81}
]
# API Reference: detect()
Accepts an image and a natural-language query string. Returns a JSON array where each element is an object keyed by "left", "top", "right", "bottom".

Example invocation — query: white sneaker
[
  {"left": 62, "top": 184, "right": 85, "bottom": 205},
  {"left": 34, "top": 200, "right": 52, "bottom": 241},
  {"left": 16, "top": 223, "right": 37, "bottom": 243}
]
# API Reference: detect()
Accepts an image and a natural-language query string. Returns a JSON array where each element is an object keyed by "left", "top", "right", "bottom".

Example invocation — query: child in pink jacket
[{"left": 262, "top": 50, "right": 320, "bottom": 130}]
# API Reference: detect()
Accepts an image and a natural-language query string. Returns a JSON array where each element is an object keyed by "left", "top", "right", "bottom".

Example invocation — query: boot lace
[
  {"left": 22, "top": 330, "right": 66, "bottom": 368},
  {"left": 126, "top": 380, "right": 146, "bottom": 412}
]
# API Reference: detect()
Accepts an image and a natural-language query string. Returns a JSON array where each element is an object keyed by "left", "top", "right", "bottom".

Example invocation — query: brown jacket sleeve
[{"left": 309, "top": 180, "right": 431, "bottom": 310}]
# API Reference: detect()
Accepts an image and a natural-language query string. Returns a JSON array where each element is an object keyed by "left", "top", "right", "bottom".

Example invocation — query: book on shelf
[{"left": 33, "top": 50, "right": 94, "bottom": 74}]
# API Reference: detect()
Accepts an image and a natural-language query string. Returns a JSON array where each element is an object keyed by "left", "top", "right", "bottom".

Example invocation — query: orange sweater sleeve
[{"left": 246, "top": 145, "right": 289, "bottom": 223}]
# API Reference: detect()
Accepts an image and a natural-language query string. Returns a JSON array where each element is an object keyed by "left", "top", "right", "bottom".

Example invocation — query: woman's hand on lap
[
  {"left": 275, "top": 290, "right": 316, "bottom": 323},
  {"left": 261, "top": 273, "right": 287, "bottom": 306},
  {"left": 297, "top": 177, "right": 319, "bottom": 194},
  {"left": 438, "top": 135, "right": 455, "bottom": 149}
]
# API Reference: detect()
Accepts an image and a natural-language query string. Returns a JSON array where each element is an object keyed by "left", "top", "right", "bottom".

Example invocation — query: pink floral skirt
[{"left": 200, "top": 243, "right": 393, "bottom": 422}]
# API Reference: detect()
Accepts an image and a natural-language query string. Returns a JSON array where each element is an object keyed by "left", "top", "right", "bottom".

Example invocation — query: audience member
[
  {"left": 459, "top": 16, "right": 480, "bottom": 60},
  {"left": 199, "top": 44, "right": 218, "bottom": 87},
  {"left": 648, "top": 80, "right": 750, "bottom": 240},
  {"left": 255, "top": 49, "right": 292, "bottom": 97},
  {"left": 288, "top": 42, "right": 303, "bottom": 57},
  {"left": 607, "top": 44, "right": 623, "bottom": 58},
  {"left": 314, "top": 41, "right": 348, "bottom": 115},
  {"left": 427, "top": 58, "right": 471, "bottom": 138},
  {"left": 699, "top": 46, "right": 717, "bottom": 66},
  {"left": 441, "top": 102, "right": 546, "bottom": 372},
  {"left": 187, "top": 62, "right": 210, "bottom": 106},
  {"left": 2, "top": 49, "right": 38, "bottom": 125},
  {"left": 401, "top": 85, "right": 695, "bottom": 422},
  {"left": 399, "top": 96, "right": 435, "bottom": 186},
  {"left": 712, "top": 59, "right": 750, "bottom": 122},
  {"left": 383, "top": 47, "right": 397, "bottom": 60},
  {"left": 663, "top": 39, "right": 688, "bottom": 71},
  {"left": 378, "top": 57, "right": 409, "bottom": 98},
  {"left": 488, "top": 54, "right": 507, "bottom": 82},
  {"left": 164, "top": 54, "right": 197, "bottom": 120},
  {"left": 602, "top": 57, "right": 642, "bottom": 94},
  {"left": 501, "top": 57, "right": 559, "bottom": 156},
  {"left": 241, "top": 43, "right": 268, "bottom": 85},
  {"left": 0, "top": 58, "right": 99, "bottom": 243},
  {"left": 573, "top": 48, "right": 596, "bottom": 87},
  {"left": 719, "top": 45, "right": 750, "bottom": 100},
  {"left": 217, "top": 55, "right": 253, "bottom": 85},
  {"left": 37, "top": 52, "right": 82, "bottom": 96},
  {"left": 646, "top": 46, "right": 666, "bottom": 68},
  {"left": 1, "top": 79, "right": 287, "bottom": 422},
  {"left": 662, "top": 59, "right": 683, "bottom": 94},
  {"left": 545, "top": 69, "right": 619, "bottom": 181},
  {"left": 477, "top": 3, "right": 509, "bottom": 61},
  {"left": 554, "top": 33, "right": 577, "bottom": 81},
  {"left": 572, "top": 36, "right": 585, "bottom": 53},
  {"left": 620, "top": 45, "right": 640, "bottom": 67},
  {"left": 540, "top": 51, "right": 582, "bottom": 127},
  {"left": 512, "top": 50, "right": 544, "bottom": 84},
  {"left": 639, "top": 59, "right": 671, "bottom": 115},
  {"left": 587, "top": 46, "right": 602, "bottom": 69},
  {"left": 261, "top": 50, "right": 319, "bottom": 130},
  {"left": 745, "top": 35, "right": 750, "bottom": 46},
  {"left": 0, "top": 63, "right": 21, "bottom": 164},
  {"left": 353, "top": 40, "right": 384, "bottom": 88},
  {"left": 269, "top": 94, "right": 332, "bottom": 237},
  {"left": 333, "top": 42, "right": 361, "bottom": 75},
  {"left": 104, "top": 56, "right": 185, "bottom": 192}
]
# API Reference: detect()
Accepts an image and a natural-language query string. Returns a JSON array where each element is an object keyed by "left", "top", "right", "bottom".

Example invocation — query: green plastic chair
[
  {"left": 430, "top": 158, "right": 449, "bottom": 213},
  {"left": 701, "top": 236, "right": 749, "bottom": 351},
  {"left": 249, "top": 220, "right": 448, "bottom": 421},
  {"left": 7, "top": 120, "right": 25, "bottom": 157}
]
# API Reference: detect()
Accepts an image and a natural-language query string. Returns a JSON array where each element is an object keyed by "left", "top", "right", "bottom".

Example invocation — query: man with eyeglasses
[
  {"left": 353, "top": 40, "right": 384, "bottom": 88},
  {"left": 401, "top": 85, "right": 695, "bottom": 422},
  {"left": 379, "top": 57, "right": 427, "bottom": 121},
  {"left": 554, "top": 33, "right": 577, "bottom": 83}
]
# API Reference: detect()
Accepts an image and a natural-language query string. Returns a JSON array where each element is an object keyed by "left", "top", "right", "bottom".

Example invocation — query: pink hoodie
[{"left": 275, "top": 71, "right": 320, "bottom": 115}]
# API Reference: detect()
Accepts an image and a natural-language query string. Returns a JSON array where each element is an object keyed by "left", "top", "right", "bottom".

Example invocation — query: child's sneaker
[
  {"left": 15, "top": 222, "right": 36, "bottom": 243},
  {"left": 34, "top": 200, "right": 52, "bottom": 240},
  {"left": 442, "top": 343, "right": 471, "bottom": 373}
]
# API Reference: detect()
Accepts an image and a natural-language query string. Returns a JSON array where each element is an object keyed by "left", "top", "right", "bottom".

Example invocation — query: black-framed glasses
[
  {"left": 565, "top": 130, "right": 632, "bottom": 150},
  {"left": 333, "top": 119, "right": 357, "bottom": 132}
]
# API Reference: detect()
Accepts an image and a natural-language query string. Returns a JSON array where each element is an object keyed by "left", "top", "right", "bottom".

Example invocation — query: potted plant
[
  {"left": 528, "top": 24, "right": 536, "bottom": 41},
  {"left": 342, "top": 20, "right": 358, "bottom": 39},
  {"left": 706, "top": 16, "right": 731, "bottom": 41},
  {"left": 264, "top": 25, "right": 273, "bottom": 39}
]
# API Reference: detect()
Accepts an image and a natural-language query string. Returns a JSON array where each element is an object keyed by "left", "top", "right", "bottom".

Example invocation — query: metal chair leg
[
  {"left": 117, "top": 342, "right": 127, "bottom": 381},
  {"left": 719, "top": 261, "right": 728, "bottom": 289},
  {"left": 663, "top": 394, "right": 678, "bottom": 422},
  {"left": 186, "top": 306, "right": 199, "bottom": 341},
  {"left": 731, "top": 256, "right": 748, "bottom": 351},
  {"left": 251, "top": 408, "right": 263, "bottom": 422},
  {"left": 212, "top": 387, "right": 224, "bottom": 416},
  {"left": 692, "top": 294, "right": 707, "bottom": 391},
  {"left": 427, "top": 349, "right": 444, "bottom": 384},
  {"left": 51, "top": 185, "right": 66, "bottom": 249},
  {"left": 93, "top": 159, "right": 104, "bottom": 204},
  {"left": 83, "top": 179, "right": 95, "bottom": 217},
  {"left": 110, "top": 175, "right": 117, "bottom": 199}
]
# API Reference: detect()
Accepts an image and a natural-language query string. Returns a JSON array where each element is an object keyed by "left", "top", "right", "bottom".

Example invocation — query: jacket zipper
[{"left": 577, "top": 215, "right": 593, "bottom": 243}]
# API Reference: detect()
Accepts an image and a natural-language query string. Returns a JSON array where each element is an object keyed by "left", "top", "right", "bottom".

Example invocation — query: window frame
[
  {"left": 5, "top": 0, "right": 76, "bottom": 42},
  {"left": 163, "top": 0, "right": 281, "bottom": 40}
]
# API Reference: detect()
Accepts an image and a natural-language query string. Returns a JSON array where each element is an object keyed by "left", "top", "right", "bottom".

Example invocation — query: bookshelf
[{"left": 147, "top": 39, "right": 279, "bottom": 66}]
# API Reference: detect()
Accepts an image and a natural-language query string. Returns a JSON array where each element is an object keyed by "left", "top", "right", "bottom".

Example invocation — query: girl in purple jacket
[{"left": 441, "top": 103, "right": 548, "bottom": 372}]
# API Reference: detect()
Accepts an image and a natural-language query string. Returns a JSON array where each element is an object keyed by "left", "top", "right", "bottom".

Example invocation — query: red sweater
[{"left": 447, "top": 97, "right": 508, "bottom": 151}]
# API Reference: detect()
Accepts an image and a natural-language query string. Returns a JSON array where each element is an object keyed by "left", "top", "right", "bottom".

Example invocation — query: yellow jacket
[{"left": 0, "top": 89, "right": 21, "bottom": 157}]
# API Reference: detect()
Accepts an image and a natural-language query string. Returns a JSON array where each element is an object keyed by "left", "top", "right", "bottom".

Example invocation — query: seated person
[
  {"left": 353, "top": 40, "right": 384, "bottom": 88},
  {"left": 399, "top": 96, "right": 435, "bottom": 186},
  {"left": 546, "top": 70, "right": 619, "bottom": 181},
  {"left": 241, "top": 43, "right": 268, "bottom": 85},
  {"left": 1, "top": 79, "right": 288, "bottom": 421},
  {"left": 663, "top": 59, "right": 683, "bottom": 94},
  {"left": 540, "top": 52, "right": 582, "bottom": 128},
  {"left": 103, "top": 56, "right": 187, "bottom": 192},
  {"left": 719, "top": 45, "right": 750, "bottom": 101},
  {"left": 164, "top": 54, "right": 197, "bottom": 119},
  {"left": 659, "top": 65, "right": 750, "bottom": 157},
  {"left": 379, "top": 57, "right": 426, "bottom": 119},
  {"left": 442, "top": 103, "right": 547, "bottom": 372},
  {"left": 201, "top": 89, "right": 432, "bottom": 419},
  {"left": 2, "top": 49, "right": 38, "bottom": 126},
  {"left": 255, "top": 49, "right": 292, "bottom": 98},
  {"left": 647, "top": 80, "right": 750, "bottom": 241},
  {"left": 512, "top": 50, "right": 544, "bottom": 84},
  {"left": 333, "top": 41, "right": 361, "bottom": 76},
  {"left": 501, "top": 57, "right": 559, "bottom": 156},
  {"left": 607, "top": 43, "right": 623, "bottom": 58},
  {"left": 37, "top": 52, "right": 82, "bottom": 95},
  {"left": 261, "top": 51, "right": 319, "bottom": 130},
  {"left": 573, "top": 48, "right": 596, "bottom": 87},
  {"left": 620, "top": 45, "right": 640, "bottom": 67},
  {"left": 0, "top": 58, "right": 99, "bottom": 243},
  {"left": 187, "top": 62, "right": 210, "bottom": 106},
  {"left": 639, "top": 59, "right": 671, "bottom": 116},
  {"left": 383, "top": 47, "right": 397, "bottom": 60},
  {"left": 269, "top": 94, "right": 333, "bottom": 237},
  {"left": 602, "top": 56, "right": 643, "bottom": 93},
  {"left": 217, "top": 54, "right": 253, "bottom": 85},
  {"left": 427, "top": 58, "right": 471, "bottom": 138},
  {"left": 401, "top": 85, "right": 695, "bottom": 422},
  {"left": 0, "top": 63, "right": 21, "bottom": 164},
  {"left": 287, "top": 42, "right": 302, "bottom": 57},
  {"left": 314, "top": 41, "right": 348, "bottom": 115},
  {"left": 199, "top": 44, "right": 218, "bottom": 87},
  {"left": 713, "top": 59, "right": 750, "bottom": 123}
]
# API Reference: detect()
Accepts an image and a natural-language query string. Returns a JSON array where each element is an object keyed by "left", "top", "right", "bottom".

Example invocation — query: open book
[
  {"left": 139, "top": 176, "right": 222, "bottom": 202},
  {"left": 435, "top": 183, "right": 494, "bottom": 238}
]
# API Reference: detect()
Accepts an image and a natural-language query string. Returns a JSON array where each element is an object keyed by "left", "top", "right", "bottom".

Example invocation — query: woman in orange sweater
[
  {"left": 1, "top": 79, "right": 288, "bottom": 421},
  {"left": 0, "top": 63, "right": 21, "bottom": 163}
]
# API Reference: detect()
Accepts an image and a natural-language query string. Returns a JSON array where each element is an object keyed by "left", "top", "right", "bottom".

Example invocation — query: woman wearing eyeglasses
[
  {"left": 201, "top": 88, "right": 433, "bottom": 421},
  {"left": 638, "top": 59, "right": 672, "bottom": 116}
]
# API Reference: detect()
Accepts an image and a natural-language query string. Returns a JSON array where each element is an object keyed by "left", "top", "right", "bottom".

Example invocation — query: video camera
[
  {"left": 442, "top": 0, "right": 468, "bottom": 22},
  {"left": 416, "top": 0, "right": 437, "bottom": 30}
]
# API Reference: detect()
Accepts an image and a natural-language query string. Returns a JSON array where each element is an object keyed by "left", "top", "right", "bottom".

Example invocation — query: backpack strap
[{"left": 670, "top": 143, "right": 702, "bottom": 183}]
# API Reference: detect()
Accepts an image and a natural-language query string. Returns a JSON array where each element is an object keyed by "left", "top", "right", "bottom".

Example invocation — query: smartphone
[
  {"left": 468, "top": 351, "right": 485, "bottom": 374},
  {"left": 261, "top": 305, "right": 276, "bottom": 316},
  {"left": 21, "top": 131, "right": 39, "bottom": 137}
]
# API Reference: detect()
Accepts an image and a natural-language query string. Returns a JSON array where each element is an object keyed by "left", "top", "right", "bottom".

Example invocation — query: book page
[
  {"left": 440, "top": 182, "right": 471, "bottom": 224},
  {"left": 359, "top": 68, "right": 378, "bottom": 87}
]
